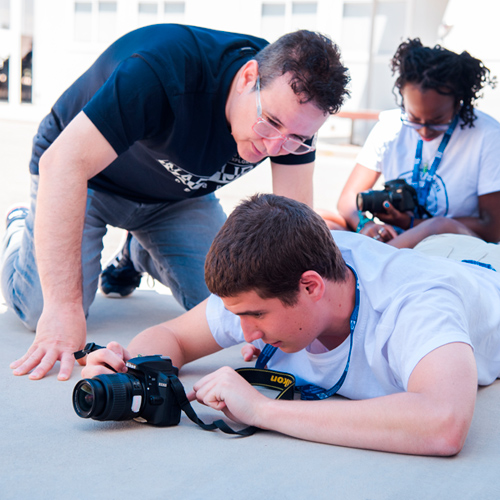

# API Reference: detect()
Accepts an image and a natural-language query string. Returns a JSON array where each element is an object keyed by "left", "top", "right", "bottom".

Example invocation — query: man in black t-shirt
[{"left": 3, "top": 25, "right": 349, "bottom": 380}]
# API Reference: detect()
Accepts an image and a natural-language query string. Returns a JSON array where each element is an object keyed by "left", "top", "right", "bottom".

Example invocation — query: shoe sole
[
  {"left": 100, "top": 230, "right": 140, "bottom": 299},
  {"left": 101, "top": 291, "right": 136, "bottom": 299}
]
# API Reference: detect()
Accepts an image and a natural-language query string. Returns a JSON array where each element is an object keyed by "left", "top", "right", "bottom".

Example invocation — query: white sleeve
[
  {"left": 355, "top": 110, "right": 402, "bottom": 172},
  {"left": 477, "top": 124, "right": 500, "bottom": 196},
  {"left": 205, "top": 294, "right": 245, "bottom": 348},
  {"left": 380, "top": 288, "right": 472, "bottom": 391}
]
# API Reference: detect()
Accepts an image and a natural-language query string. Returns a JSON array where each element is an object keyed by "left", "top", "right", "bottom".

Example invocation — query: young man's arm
[
  {"left": 191, "top": 342, "right": 477, "bottom": 456},
  {"left": 270, "top": 161, "right": 314, "bottom": 207},
  {"left": 11, "top": 111, "right": 118, "bottom": 381},
  {"left": 82, "top": 299, "right": 223, "bottom": 377}
]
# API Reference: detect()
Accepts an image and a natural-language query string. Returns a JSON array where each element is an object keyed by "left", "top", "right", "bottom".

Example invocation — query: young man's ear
[
  {"left": 299, "top": 271, "right": 325, "bottom": 301},
  {"left": 236, "top": 60, "right": 259, "bottom": 94}
]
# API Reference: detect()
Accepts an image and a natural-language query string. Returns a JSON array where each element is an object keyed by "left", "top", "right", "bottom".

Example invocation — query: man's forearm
[
  {"left": 127, "top": 325, "right": 187, "bottom": 367},
  {"left": 35, "top": 111, "right": 118, "bottom": 312},
  {"left": 35, "top": 167, "right": 88, "bottom": 311},
  {"left": 254, "top": 343, "right": 477, "bottom": 456},
  {"left": 271, "top": 161, "right": 314, "bottom": 207},
  {"left": 127, "top": 299, "right": 222, "bottom": 369},
  {"left": 255, "top": 391, "right": 470, "bottom": 456}
]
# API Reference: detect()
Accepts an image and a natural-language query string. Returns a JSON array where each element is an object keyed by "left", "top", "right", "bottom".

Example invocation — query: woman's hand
[
  {"left": 360, "top": 220, "right": 398, "bottom": 242},
  {"left": 374, "top": 201, "right": 413, "bottom": 229}
]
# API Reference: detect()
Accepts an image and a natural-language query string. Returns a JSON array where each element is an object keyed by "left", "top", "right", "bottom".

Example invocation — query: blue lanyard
[
  {"left": 255, "top": 265, "right": 360, "bottom": 401},
  {"left": 411, "top": 115, "right": 459, "bottom": 208}
]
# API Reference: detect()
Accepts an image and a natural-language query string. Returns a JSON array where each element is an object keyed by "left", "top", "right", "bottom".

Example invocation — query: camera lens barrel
[
  {"left": 73, "top": 373, "right": 144, "bottom": 421},
  {"left": 357, "top": 190, "right": 390, "bottom": 214}
]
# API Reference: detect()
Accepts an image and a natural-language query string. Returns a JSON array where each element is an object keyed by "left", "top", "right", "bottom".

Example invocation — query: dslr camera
[
  {"left": 357, "top": 179, "right": 418, "bottom": 214},
  {"left": 73, "top": 355, "right": 181, "bottom": 426}
]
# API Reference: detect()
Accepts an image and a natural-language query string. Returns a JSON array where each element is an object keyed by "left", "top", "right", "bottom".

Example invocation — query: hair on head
[
  {"left": 391, "top": 38, "right": 496, "bottom": 128},
  {"left": 205, "top": 194, "right": 347, "bottom": 306},
  {"left": 255, "top": 30, "right": 350, "bottom": 115}
]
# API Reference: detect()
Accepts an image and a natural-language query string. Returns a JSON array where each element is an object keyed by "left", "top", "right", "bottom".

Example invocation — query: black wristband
[{"left": 74, "top": 342, "right": 106, "bottom": 360}]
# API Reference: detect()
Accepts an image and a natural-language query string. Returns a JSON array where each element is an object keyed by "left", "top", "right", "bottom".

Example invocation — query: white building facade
[{"left": 1, "top": 0, "right": 499, "bottom": 139}]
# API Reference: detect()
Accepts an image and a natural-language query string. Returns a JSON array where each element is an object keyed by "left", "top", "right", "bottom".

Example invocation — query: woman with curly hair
[{"left": 322, "top": 38, "right": 500, "bottom": 248}]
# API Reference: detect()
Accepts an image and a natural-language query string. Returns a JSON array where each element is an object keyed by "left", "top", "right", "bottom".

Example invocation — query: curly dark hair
[
  {"left": 255, "top": 30, "right": 350, "bottom": 115},
  {"left": 391, "top": 38, "right": 496, "bottom": 128}
]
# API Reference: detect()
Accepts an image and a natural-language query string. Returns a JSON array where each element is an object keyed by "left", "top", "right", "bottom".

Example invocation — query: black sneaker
[
  {"left": 6, "top": 206, "right": 29, "bottom": 229},
  {"left": 99, "top": 232, "right": 142, "bottom": 298}
]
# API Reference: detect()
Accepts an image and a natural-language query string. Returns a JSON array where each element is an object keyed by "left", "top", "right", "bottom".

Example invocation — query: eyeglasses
[
  {"left": 252, "top": 76, "right": 316, "bottom": 155},
  {"left": 400, "top": 112, "right": 455, "bottom": 132}
]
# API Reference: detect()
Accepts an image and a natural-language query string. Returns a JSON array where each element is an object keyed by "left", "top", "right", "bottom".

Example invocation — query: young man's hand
[
  {"left": 81, "top": 342, "right": 131, "bottom": 378},
  {"left": 240, "top": 343, "right": 261, "bottom": 361},
  {"left": 188, "top": 366, "right": 270, "bottom": 427}
]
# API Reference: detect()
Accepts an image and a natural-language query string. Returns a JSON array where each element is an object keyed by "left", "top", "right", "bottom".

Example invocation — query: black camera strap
[{"left": 168, "top": 367, "right": 296, "bottom": 437}]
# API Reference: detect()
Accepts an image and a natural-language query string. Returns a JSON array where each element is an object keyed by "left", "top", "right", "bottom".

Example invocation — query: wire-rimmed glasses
[{"left": 252, "top": 76, "right": 316, "bottom": 155}]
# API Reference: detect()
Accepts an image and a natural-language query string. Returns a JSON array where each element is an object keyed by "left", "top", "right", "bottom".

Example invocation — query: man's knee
[{"left": 2, "top": 286, "right": 42, "bottom": 332}]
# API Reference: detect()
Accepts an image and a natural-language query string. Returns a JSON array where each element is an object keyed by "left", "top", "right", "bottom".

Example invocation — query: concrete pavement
[{"left": 1, "top": 119, "right": 500, "bottom": 500}]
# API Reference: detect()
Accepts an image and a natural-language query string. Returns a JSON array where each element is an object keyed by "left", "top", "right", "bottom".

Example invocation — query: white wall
[
  {"left": 2, "top": 0, "right": 500, "bottom": 131},
  {"left": 440, "top": 0, "right": 500, "bottom": 121}
]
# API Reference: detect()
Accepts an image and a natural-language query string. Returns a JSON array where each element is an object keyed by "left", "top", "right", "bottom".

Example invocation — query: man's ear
[
  {"left": 235, "top": 60, "right": 259, "bottom": 94},
  {"left": 299, "top": 271, "right": 325, "bottom": 302}
]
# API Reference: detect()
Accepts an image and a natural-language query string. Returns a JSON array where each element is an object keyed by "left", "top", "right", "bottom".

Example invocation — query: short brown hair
[{"left": 205, "top": 194, "right": 347, "bottom": 305}]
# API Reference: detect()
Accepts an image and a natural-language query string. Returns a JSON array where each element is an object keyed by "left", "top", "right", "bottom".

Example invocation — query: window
[
  {"left": 74, "top": 2, "right": 92, "bottom": 42},
  {"left": 138, "top": 2, "right": 158, "bottom": 28},
  {"left": 291, "top": 2, "right": 317, "bottom": 30},
  {"left": 164, "top": 2, "right": 185, "bottom": 23},
  {"left": 98, "top": 1, "right": 117, "bottom": 43},
  {"left": 0, "top": 0, "right": 10, "bottom": 29},
  {"left": 261, "top": 3, "right": 286, "bottom": 42}
]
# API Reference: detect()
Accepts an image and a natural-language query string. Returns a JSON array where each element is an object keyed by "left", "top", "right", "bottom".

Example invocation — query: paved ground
[{"left": 1, "top": 118, "right": 500, "bottom": 499}]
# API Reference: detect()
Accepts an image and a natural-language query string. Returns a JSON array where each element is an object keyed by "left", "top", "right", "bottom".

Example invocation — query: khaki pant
[{"left": 414, "top": 234, "right": 500, "bottom": 271}]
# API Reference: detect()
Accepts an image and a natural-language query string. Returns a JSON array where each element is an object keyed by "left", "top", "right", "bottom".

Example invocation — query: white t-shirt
[
  {"left": 206, "top": 231, "right": 500, "bottom": 400},
  {"left": 356, "top": 109, "right": 500, "bottom": 217}
]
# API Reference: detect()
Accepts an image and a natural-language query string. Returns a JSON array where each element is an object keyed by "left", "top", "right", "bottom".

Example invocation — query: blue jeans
[{"left": 1, "top": 175, "right": 226, "bottom": 330}]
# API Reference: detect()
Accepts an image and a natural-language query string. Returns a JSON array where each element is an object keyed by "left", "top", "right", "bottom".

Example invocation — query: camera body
[
  {"left": 357, "top": 179, "right": 417, "bottom": 214},
  {"left": 73, "top": 355, "right": 181, "bottom": 426}
]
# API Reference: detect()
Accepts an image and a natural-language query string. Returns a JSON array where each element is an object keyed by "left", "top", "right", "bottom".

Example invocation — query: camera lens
[
  {"left": 73, "top": 378, "right": 107, "bottom": 418},
  {"left": 357, "top": 190, "right": 389, "bottom": 214},
  {"left": 73, "top": 373, "right": 144, "bottom": 421},
  {"left": 356, "top": 192, "right": 365, "bottom": 212},
  {"left": 76, "top": 381, "right": 96, "bottom": 414}
]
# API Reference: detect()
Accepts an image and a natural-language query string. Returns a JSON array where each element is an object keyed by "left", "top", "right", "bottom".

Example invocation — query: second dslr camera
[{"left": 357, "top": 179, "right": 418, "bottom": 214}]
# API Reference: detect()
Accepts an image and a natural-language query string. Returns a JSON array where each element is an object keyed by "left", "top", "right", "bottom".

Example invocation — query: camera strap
[
  {"left": 74, "top": 343, "right": 296, "bottom": 437},
  {"left": 168, "top": 367, "right": 296, "bottom": 437}
]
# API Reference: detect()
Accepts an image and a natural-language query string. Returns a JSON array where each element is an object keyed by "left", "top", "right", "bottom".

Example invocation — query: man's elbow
[{"left": 427, "top": 411, "right": 472, "bottom": 456}]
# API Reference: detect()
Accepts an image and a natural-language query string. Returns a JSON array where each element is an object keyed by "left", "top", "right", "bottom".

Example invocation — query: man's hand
[
  {"left": 10, "top": 305, "right": 87, "bottom": 381},
  {"left": 81, "top": 341, "right": 131, "bottom": 378},
  {"left": 240, "top": 343, "right": 261, "bottom": 361},
  {"left": 188, "top": 366, "right": 269, "bottom": 427}
]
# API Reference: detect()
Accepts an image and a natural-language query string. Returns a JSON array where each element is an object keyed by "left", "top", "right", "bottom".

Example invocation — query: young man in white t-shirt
[{"left": 82, "top": 194, "right": 500, "bottom": 456}]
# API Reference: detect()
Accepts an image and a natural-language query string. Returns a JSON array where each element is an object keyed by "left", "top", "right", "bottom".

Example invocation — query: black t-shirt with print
[{"left": 30, "top": 24, "right": 315, "bottom": 203}]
